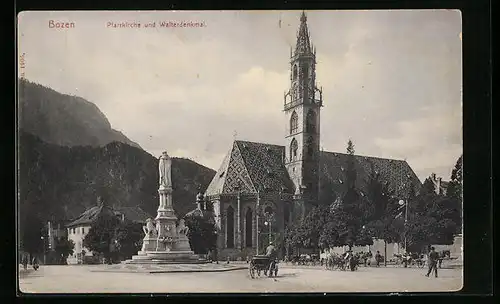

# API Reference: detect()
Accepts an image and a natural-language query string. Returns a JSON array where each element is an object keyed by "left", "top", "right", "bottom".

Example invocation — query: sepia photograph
[{"left": 17, "top": 10, "right": 463, "bottom": 293}]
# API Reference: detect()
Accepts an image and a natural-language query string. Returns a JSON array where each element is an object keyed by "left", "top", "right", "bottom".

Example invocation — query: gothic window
[
  {"left": 226, "top": 206, "right": 234, "bottom": 248},
  {"left": 290, "top": 138, "right": 298, "bottom": 161},
  {"left": 306, "top": 136, "right": 315, "bottom": 159},
  {"left": 306, "top": 110, "right": 316, "bottom": 133},
  {"left": 290, "top": 111, "right": 298, "bottom": 134},
  {"left": 293, "top": 65, "right": 298, "bottom": 80},
  {"left": 264, "top": 206, "right": 273, "bottom": 215},
  {"left": 245, "top": 208, "right": 253, "bottom": 248},
  {"left": 302, "top": 65, "right": 309, "bottom": 79}
]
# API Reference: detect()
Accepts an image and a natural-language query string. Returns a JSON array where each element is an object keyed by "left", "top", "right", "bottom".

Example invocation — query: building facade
[
  {"left": 65, "top": 198, "right": 152, "bottom": 264},
  {"left": 204, "top": 12, "right": 423, "bottom": 260}
]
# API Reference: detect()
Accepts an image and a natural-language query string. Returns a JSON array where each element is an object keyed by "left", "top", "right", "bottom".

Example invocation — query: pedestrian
[
  {"left": 375, "top": 251, "right": 381, "bottom": 267},
  {"left": 32, "top": 256, "right": 39, "bottom": 271},
  {"left": 438, "top": 251, "right": 444, "bottom": 268},
  {"left": 22, "top": 255, "right": 28, "bottom": 270},
  {"left": 425, "top": 246, "right": 439, "bottom": 278}
]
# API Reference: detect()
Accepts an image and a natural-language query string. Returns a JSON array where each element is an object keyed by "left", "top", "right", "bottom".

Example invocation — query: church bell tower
[{"left": 284, "top": 11, "right": 323, "bottom": 206}]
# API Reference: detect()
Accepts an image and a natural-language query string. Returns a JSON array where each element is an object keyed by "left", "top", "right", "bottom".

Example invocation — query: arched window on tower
[
  {"left": 226, "top": 206, "right": 234, "bottom": 248},
  {"left": 245, "top": 208, "right": 252, "bottom": 248},
  {"left": 290, "top": 111, "right": 298, "bottom": 134},
  {"left": 290, "top": 138, "right": 298, "bottom": 161},
  {"left": 293, "top": 65, "right": 298, "bottom": 80},
  {"left": 302, "top": 65, "right": 309, "bottom": 79},
  {"left": 306, "top": 136, "right": 315, "bottom": 159},
  {"left": 306, "top": 110, "right": 316, "bottom": 133}
]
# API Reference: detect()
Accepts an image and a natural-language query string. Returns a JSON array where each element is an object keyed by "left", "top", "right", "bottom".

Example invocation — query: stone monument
[{"left": 125, "top": 151, "right": 203, "bottom": 264}]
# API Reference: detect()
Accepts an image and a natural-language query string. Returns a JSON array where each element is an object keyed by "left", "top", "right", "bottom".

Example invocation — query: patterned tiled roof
[
  {"left": 66, "top": 205, "right": 152, "bottom": 227},
  {"left": 205, "top": 141, "right": 294, "bottom": 196},
  {"left": 319, "top": 151, "right": 422, "bottom": 198},
  {"left": 205, "top": 140, "right": 422, "bottom": 199},
  {"left": 236, "top": 141, "right": 295, "bottom": 193}
]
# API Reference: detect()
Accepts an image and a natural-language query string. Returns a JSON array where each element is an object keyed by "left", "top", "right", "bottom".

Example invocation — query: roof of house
[
  {"left": 66, "top": 205, "right": 152, "bottom": 228},
  {"left": 205, "top": 140, "right": 422, "bottom": 198}
]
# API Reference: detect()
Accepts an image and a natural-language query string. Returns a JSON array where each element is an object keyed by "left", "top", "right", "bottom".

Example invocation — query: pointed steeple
[{"left": 295, "top": 11, "right": 312, "bottom": 56}]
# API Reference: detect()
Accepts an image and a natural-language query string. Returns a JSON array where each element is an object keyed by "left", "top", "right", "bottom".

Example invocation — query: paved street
[{"left": 19, "top": 264, "right": 462, "bottom": 293}]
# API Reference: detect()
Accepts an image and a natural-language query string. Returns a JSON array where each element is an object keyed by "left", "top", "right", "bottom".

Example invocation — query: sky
[{"left": 17, "top": 10, "right": 462, "bottom": 182}]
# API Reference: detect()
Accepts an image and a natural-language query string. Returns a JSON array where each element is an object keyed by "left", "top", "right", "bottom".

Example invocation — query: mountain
[
  {"left": 18, "top": 131, "right": 216, "bottom": 225},
  {"left": 18, "top": 78, "right": 141, "bottom": 149}
]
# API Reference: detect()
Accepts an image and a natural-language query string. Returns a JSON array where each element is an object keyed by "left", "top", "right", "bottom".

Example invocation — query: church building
[{"left": 204, "top": 12, "right": 422, "bottom": 260}]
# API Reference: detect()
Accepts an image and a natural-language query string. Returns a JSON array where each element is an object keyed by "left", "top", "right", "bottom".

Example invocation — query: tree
[
  {"left": 184, "top": 215, "right": 217, "bottom": 255},
  {"left": 82, "top": 210, "right": 121, "bottom": 263},
  {"left": 114, "top": 221, "right": 144, "bottom": 260},
  {"left": 403, "top": 175, "right": 460, "bottom": 252},
  {"left": 324, "top": 139, "right": 371, "bottom": 250},
  {"left": 284, "top": 204, "right": 330, "bottom": 255},
  {"left": 54, "top": 238, "right": 75, "bottom": 264},
  {"left": 445, "top": 155, "right": 463, "bottom": 233},
  {"left": 364, "top": 166, "right": 401, "bottom": 265},
  {"left": 20, "top": 213, "right": 45, "bottom": 257}
]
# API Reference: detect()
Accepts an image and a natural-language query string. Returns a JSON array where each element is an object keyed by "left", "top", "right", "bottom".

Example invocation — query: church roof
[
  {"left": 205, "top": 140, "right": 422, "bottom": 199},
  {"left": 205, "top": 140, "right": 294, "bottom": 196},
  {"left": 319, "top": 151, "right": 422, "bottom": 198}
]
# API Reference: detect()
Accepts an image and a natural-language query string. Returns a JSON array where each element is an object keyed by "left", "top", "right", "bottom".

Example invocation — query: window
[
  {"left": 302, "top": 65, "right": 309, "bottom": 77},
  {"left": 290, "top": 111, "right": 298, "bottom": 134},
  {"left": 306, "top": 136, "right": 315, "bottom": 159},
  {"left": 245, "top": 208, "right": 253, "bottom": 248},
  {"left": 264, "top": 206, "right": 273, "bottom": 215},
  {"left": 226, "top": 206, "right": 234, "bottom": 248},
  {"left": 73, "top": 228, "right": 76, "bottom": 234},
  {"left": 306, "top": 110, "right": 316, "bottom": 133},
  {"left": 290, "top": 138, "right": 298, "bottom": 161},
  {"left": 82, "top": 227, "right": 85, "bottom": 234},
  {"left": 293, "top": 65, "right": 298, "bottom": 80}
]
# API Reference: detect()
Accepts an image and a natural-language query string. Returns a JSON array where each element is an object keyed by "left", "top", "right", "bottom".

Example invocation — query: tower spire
[{"left": 295, "top": 11, "right": 312, "bottom": 56}]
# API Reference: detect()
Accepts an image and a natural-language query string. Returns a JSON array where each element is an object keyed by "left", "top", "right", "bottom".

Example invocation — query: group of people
[
  {"left": 21, "top": 255, "right": 39, "bottom": 271},
  {"left": 261, "top": 242, "right": 442, "bottom": 278}
]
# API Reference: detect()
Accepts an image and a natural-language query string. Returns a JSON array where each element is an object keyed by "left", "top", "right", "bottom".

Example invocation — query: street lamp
[
  {"left": 263, "top": 211, "right": 275, "bottom": 250},
  {"left": 40, "top": 236, "right": 46, "bottom": 265},
  {"left": 398, "top": 199, "right": 408, "bottom": 253}
]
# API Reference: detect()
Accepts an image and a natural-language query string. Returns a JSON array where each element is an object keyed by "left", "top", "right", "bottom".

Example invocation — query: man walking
[
  {"left": 375, "top": 251, "right": 381, "bottom": 267},
  {"left": 425, "top": 247, "right": 439, "bottom": 278}
]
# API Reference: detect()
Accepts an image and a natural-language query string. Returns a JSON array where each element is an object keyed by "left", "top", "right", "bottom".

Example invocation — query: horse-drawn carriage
[{"left": 249, "top": 255, "right": 278, "bottom": 278}]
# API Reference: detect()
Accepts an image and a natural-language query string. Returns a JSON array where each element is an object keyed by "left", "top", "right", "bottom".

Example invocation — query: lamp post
[
  {"left": 40, "top": 236, "right": 46, "bottom": 265},
  {"left": 263, "top": 211, "right": 275, "bottom": 249},
  {"left": 398, "top": 199, "right": 408, "bottom": 253},
  {"left": 256, "top": 190, "right": 260, "bottom": 255}
]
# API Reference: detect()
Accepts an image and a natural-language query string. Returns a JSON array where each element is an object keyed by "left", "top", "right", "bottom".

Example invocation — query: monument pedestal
[{"left": 125, "top": 160, "right": 204, "bottom": 265}]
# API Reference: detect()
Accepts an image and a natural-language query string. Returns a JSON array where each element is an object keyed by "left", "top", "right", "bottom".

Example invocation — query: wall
[
  {"left": 432, "top": 234, "right": 462, "bottom": 260},
  {"left": 321, "top": 235, "right": 463, "bottom": 261},
  {"left": 66, "top": 225, "right": 92, "bottom": 264}
]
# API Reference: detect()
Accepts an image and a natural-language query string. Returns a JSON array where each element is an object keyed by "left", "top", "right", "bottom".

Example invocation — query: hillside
[
  {"left": 18, "top": 131, "right": 216, "bottom": 225},
  {"left": 18, "top": 78, "right": 141, "bottom": 149}
]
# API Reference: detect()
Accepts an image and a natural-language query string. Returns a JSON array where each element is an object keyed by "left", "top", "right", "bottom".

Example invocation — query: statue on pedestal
[{"left": 159, "top": 151, "right": 172, "bottom": 189}]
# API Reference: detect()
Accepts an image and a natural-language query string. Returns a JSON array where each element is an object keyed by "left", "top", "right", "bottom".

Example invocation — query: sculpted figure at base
[
  {"left": 143, "top": 218, "right": 157, "bottom": 237},
  {"left": 178, "top": 219, "right": 189, "bottom": 235}
]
